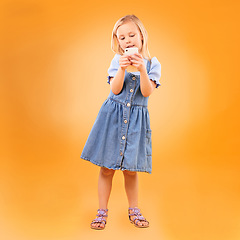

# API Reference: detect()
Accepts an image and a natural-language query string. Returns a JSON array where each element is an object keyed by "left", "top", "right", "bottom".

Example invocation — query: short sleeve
[
  {"left": 107, "top": 54, "right": 120, "bottom": 84},
  {"left": 148, "top": 57, "right": 161, "bottom": 88}
]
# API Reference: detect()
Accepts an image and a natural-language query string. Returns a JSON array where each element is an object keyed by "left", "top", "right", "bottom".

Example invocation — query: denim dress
[{"left": 81, "top": 54, "right": 161, "bottom": 174}]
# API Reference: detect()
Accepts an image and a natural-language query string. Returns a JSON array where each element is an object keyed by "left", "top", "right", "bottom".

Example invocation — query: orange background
[{"left": 1, "top": 0, "right": 240, "bottom": 239}]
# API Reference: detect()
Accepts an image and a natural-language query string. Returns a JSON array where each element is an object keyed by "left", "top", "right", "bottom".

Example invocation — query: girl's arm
[
  {"left": 130, "top": 53, "right": 156, "bottom": 97},
  {"left": 139, "top": 68, "right": 156, "bottom": 97},
  {"left": 109, "top": 55, "right": 131, "bottom": 95}
]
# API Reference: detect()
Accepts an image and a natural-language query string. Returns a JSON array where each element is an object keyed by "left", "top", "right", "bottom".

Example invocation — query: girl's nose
[{"left": 125, "top": 37, "right": 131, "bottom": 43}]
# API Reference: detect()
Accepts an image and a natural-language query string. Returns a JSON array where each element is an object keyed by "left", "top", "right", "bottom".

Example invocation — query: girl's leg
[
  {"left": 123, "top": 170, "right": 148, "bottom": 227},
  {"left": 98, "top": 167, "right": 115, "bottom": 208},
  {"left": 91, "top": 167, "right": 115, "bottom": 229},
  {"left": 123, "top": 170, "right": 139, "bottom": 207}
]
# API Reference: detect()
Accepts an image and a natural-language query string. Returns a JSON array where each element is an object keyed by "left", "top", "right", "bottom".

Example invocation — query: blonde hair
[{"left": 111, "top": 15, "right": 151, "bottom": 60}]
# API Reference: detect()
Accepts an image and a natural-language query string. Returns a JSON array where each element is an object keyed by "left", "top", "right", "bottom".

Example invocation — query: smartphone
[
  {"left": 124, "top": 47, "right": 138, "bottom": 55},
  {"left": 124, "top": 47, "right": 139, "bottom": 72}
]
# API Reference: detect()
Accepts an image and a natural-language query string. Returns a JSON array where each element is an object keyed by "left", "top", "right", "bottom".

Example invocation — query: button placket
[
  {"left": 118, "top": 106, "right": 129, "bottom": 164},
  {"left": 118, "top": 74, "right": 137, "bottom": 168}
]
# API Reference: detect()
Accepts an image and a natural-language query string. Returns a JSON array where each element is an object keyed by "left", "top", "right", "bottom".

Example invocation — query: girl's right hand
[{"left": 119, "top": 55, "right": 131, "bottom": 70}]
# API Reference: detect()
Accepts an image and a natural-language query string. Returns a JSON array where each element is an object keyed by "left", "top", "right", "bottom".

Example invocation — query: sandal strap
[
  {"left": 128, "top": 207, "right": 142, "bottom": 216},
  {"left": 91, "top": 217, "right": 106, "bottom": 224},
  {"left": 98, "top": 208, "right": 108, "bottom": 212},
  {"left": 128, "top": 207, "right": 149, "bottom": 225},
  {"left": 129, "top": 207, "right": 140, "bottom": 212},
  {"left": 133, "top": 215, "right": 146, "bottom": 221},
  {"left": 128, "top": 207, "right": 140, "bottom": 213},
  {"left": 96, "top": 209, "right": 108, "bottom": 217}
]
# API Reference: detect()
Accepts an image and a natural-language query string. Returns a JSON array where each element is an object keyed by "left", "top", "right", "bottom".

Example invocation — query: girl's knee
[
  {"left": 123, "top": 170, "right": 137, "bottom": 176},
  {"left": 100, "top": 167, "right": 115, "bottom": 176}
]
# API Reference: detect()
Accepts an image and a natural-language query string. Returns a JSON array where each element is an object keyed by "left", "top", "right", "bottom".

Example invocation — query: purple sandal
[
  {"left": 90, "top": 209, "right": 108, "bottom": 230},
  {"left": 128, "top": 207, "right": 149, "bottom": 228}
]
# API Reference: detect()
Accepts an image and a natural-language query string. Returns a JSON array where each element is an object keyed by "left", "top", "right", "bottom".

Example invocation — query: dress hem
[{"left": 80, "top": 156, "right": 151, "bottom": 174}]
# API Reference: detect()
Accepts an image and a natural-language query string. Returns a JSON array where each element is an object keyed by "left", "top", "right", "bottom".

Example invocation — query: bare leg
[
  {"left": 98, "top": 167, "right": 115, "bottom": 208},
  {"left": 91, "top": 167, "right": 115, "bottom": 229},
  {"left": 123, "top": 170, "right": 148, "bottom": 227},
  {"left": 123, "top": 170, "right": 139, "bottom": 207}
]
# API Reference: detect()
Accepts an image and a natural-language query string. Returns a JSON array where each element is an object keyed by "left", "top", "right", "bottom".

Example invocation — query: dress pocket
[{"left": 146, "top": 129, "right": 152, "bottom": 156}]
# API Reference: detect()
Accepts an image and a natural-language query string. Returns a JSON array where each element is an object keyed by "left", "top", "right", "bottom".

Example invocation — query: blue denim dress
[{"left": 81, "top": 54, "right": 161, "bottom": 174}]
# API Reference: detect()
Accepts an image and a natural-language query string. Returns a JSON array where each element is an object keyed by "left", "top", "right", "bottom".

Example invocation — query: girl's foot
[
  {"left": 90, "top": 209, "right": 108, "bottom": 230},
  {"left": 128, "top": 207, "right": 149, "bottom": 228}
]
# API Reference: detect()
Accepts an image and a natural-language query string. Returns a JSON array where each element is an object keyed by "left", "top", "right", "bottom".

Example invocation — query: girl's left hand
[{"left": 129, "top": 53, "right": 146, "bottom": 72}]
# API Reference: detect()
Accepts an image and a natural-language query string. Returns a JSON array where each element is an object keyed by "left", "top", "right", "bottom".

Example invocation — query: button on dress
[{"left": 81, "top": 54, "right": 161, "bottom": 174}]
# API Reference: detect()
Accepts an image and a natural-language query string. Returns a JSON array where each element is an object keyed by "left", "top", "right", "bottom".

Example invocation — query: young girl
[{"left": 80, "top": 14, "right": 161, "bottom": 230}]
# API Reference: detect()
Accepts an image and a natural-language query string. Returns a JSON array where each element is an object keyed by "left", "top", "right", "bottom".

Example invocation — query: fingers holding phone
[
  {"left": 129, "top": 53, "right": 145, "bottom": 72},
  {"left": 119, "top": 55, "right": 131, "bottom": 70},
  {"left": 124, "top": 47, "right": 140, "bottom": 72}
]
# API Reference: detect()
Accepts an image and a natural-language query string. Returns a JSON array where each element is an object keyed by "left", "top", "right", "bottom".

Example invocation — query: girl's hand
[
  {"left": 119, "top": 55, "right": 131, "bottom": 70},
  {"left": 129, "top": 53, "right": 146, "bottom": 72}
]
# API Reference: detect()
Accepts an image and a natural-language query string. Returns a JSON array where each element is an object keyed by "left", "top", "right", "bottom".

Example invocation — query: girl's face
[{"left": 116, "top": 21, "right": 143, "bottom": 53}]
